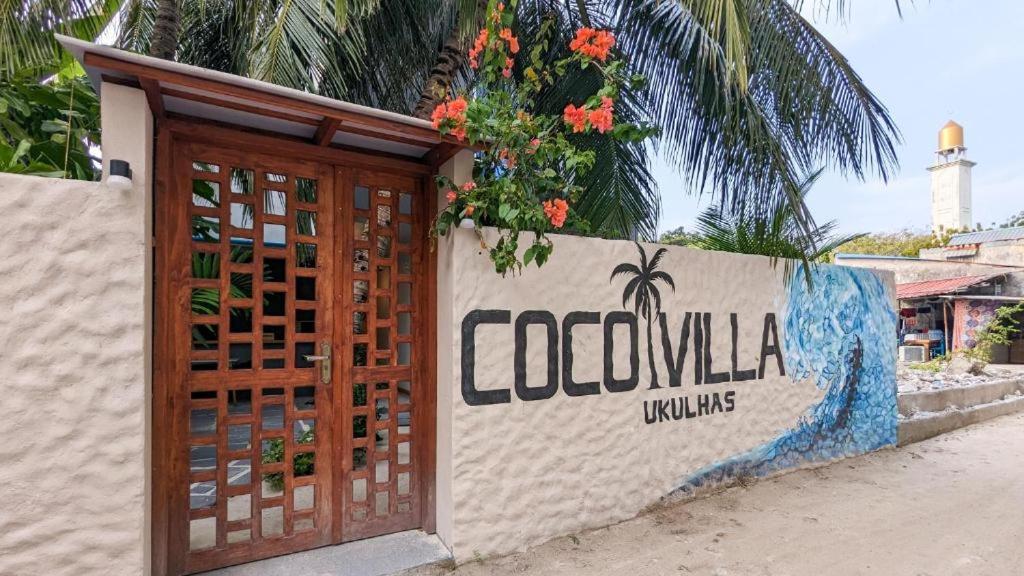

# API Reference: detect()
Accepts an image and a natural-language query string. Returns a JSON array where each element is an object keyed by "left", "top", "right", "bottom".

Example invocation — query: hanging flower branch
[{"left": 431, "top": 0, "right": 656, "bottom": 276}]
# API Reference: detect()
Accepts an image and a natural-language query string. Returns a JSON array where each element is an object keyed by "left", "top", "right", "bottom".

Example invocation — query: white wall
[
  {"left": 0, "top": 83, "right": 153, "bottom": 576},
  {"left": 434, "top": 150, "right": 474, "bottom": 551},
  {"left": 436, "top": 229, "right": 898, "bottom": 560},
  {"left": 0, "top": 174, "right": 149, "bottom": 575}
]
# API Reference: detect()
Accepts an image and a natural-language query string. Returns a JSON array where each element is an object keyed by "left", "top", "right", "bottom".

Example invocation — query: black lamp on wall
[{"left": 106, "top": 159, "right": 133, "bottom": 190}]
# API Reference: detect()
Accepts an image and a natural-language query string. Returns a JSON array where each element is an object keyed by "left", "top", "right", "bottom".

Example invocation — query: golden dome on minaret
[{"left": 938, "top": 120, "right": 964, "bottom": 152}]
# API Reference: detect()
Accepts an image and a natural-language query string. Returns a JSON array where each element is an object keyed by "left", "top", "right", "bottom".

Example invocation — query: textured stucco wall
[
  {"left": 434, "top": 150, "right": 474, "bottom": 548},
  {"left": 439, "top": 230, "right": 897, "bottom": 560},
  {"left": 0, "top": 174, "right": 149, "bottom": 575}
]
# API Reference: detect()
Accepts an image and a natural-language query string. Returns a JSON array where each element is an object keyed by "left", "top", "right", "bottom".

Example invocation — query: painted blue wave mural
[{"left": 679, "top": 265, "right": 898, "bottom": 490}]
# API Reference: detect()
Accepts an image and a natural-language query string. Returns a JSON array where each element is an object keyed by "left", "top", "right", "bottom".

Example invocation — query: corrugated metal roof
[
  {"left": 896, "top": 274, "right": 1000, "bottom": 300},
  {"left": 947, "top": 226, "right": 1024, "bottom": 246}
]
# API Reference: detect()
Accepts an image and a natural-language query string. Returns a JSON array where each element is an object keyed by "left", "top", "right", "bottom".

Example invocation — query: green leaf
[{"left": 523, "top": 245, "right": 537, "bottom": 267}]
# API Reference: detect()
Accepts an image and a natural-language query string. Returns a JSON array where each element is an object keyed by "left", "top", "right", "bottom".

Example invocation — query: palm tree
[
  {"left": 611, "top": 242, "right": 675, "bottom": 389},
  {"left": 692, "top": 168, "right": 865, "bottom": 284},
  {"left": 8, "top": 0, "right": 902, "bottom": 239}
]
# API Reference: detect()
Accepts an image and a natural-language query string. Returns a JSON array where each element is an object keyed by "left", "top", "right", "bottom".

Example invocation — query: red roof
[{"left": 896, "top": 275, "right": 996, "bottom": 300}]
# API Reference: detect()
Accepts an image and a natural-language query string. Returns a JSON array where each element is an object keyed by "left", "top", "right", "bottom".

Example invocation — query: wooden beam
[
  {"left": 139, "top": 77, "right": 165, "bottom": 119},
  {"left": 163, "top": 87, "right": 435, "bottom": 149},
  {"left": 162, "top": 114, "right": 432, "bottom": 176},
  {"left": 424, "top": 143, "right": 462, "bottom": 170},
  {"left": 100, "top": 74, "right": 140, "bottom": 89},
  {"left": 337, "top": 121, "right": 436, "bottom": 148},
  {"left": 161, "top": 86, "right": 320, "bottom": 127},
  {"left": 313, "top": 118, "right": 341, "bottom": 146}
]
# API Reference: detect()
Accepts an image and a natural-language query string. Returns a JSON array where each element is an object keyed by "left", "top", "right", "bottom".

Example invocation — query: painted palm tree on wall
[{"left": 611, "top": 242, "right": 675, "bottom": 388}]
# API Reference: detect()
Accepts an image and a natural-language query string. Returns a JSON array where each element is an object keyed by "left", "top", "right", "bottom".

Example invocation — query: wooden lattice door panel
[
  {"left": 171, "top": 142, "right": 336, "bottom": 574},
  {"left": 341, "top": 171, "right": 423, "bottom": 541}
]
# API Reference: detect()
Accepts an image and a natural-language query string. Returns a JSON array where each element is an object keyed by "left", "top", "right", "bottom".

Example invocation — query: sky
[{"left": 654, "top": 0, "right": 1024, "bottom": 236}]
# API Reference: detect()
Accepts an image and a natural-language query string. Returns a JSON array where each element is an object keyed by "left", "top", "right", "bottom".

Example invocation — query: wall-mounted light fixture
[{"left": 106, "top": 159, "right": 133, "bottom": 190}]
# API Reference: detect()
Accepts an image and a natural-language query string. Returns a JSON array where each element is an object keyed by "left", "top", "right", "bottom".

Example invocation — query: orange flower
[
  {"left": 469, "top": 28, "right": 489, "bottom": 69},
  {"left": 543, "top": 198, "right": 569, "bottom": 228},
  {"left": 499, "top": 28, "right": 520, "bottom": 54},
  {"left": 569, "top": 27, "right": 615, "bottom": 62},
  {"left": 446, "top": 189, "right": 457, "bottom": 203},
  {"left": 502, "top": 57, "right": 514, "bottom": 78},
  {"left": 563, "top": 103, "right": 588, "bottom": 133},
  {"left": 498, "top": 147, "right": 517, "bottom": 169},
  {"left": 527, "top": 138, "right": 541, "bottom": 154},
  {"left": 589, "top": 105, "right": 610, "bottom": 132},
  {"left": 430, "top": 102, "right": 447, "bottom": 129},
  {"left": 461, "top": 181, "right": 477, "bottom": 191},
  {"left": 446, "top": 96, "right": 468, "bottom": 118},
  {"left": 465, "top": 204, "right": 476, "bottom": 216},
  {"left": 451, "top": 126, "right": 467, "bottom": 141}
]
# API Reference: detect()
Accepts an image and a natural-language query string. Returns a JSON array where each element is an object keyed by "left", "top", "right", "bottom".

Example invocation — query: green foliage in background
[
  {"left": 964, "top": 302, "right": 1024, "bottom": 363},
  {"left": 662, "top": 170, "right": 863, "bottom": 285},
  {"left": 0, "top": 71, "right": 100, "bottom": 178},
  {"left": 262, "top": 426, "right": 315, "bottom": 492},
  {"left": 658, "top": 226, "right": 703, "bottom": 247},
  {"left": 835, "top": 229, "right": 952, "bottom": 258}
]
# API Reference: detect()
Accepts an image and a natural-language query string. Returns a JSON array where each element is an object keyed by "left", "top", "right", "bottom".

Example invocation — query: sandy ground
[{"left": 405, "top": 413, "right": 1024, "bottom": 576}]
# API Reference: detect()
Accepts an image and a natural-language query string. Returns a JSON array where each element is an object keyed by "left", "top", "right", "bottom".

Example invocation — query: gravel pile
[{"left": 897, "top": 365, "right": 1022, "bottom": 394}]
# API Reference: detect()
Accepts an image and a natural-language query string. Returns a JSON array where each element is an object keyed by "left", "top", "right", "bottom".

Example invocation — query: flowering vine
[{"left": 431, "top": 0, "right": 655, "bottom": 275}]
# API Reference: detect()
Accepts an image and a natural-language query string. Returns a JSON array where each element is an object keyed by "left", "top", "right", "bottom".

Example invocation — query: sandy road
[{"left": 405, "top": 413, "right": 1024, "bottom": 576}]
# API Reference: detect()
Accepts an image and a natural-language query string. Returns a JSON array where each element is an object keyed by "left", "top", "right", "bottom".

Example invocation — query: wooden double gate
[{"left": 154, "top": 131, "right": 434, "bottom": 575}]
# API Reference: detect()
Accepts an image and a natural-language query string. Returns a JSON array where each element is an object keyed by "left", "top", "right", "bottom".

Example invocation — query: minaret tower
[{"left": 928, "top": 120, "right": 975, "bottom": 234}]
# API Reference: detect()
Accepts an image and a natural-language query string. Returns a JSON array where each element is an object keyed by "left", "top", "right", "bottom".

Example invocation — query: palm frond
[
  {"left": 614, "top": 0, "right": 900, "bottom": 233},
  {"left": 622, "top": 275, "right": 642, "bottom": 310},
  {"left": 649, "top": 270, "right": 675, "bottom": 291},
  {"left": 1, "top": 0, "right": 120, "bottom": 78},
  {"left": 610, "top": 262, "right": 641, "bottom": 279}
]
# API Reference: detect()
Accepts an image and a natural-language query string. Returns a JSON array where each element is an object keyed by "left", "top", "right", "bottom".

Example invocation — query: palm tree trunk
[
  {"left": 149, "top": 0, "right": 181, "bottom": 60},
  {"left": 646, "top": 313, "right": 659, "bottom": 388},
  {"left": 412, "top": 0, "right": 488, "bottom": 119},
  {"left": 412, "top": 32, "right": 466, "bottom": 119}
]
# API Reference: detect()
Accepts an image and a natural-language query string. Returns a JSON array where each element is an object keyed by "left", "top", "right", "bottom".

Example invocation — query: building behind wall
[{"left": 836, "top": 121, "right": 1024, "bottom": 362}]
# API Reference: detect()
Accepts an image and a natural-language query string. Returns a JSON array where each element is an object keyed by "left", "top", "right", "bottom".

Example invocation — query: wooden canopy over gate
[
  {"left": 59, "top": 36, "right": 466, "bottom": 576},
  {"left": 57, "top": 35, "right": 463, "bottom": 170}
]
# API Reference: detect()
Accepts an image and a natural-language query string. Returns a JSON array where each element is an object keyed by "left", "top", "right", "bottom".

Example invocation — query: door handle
[{"left": 303, "top": 340, "right": 331, "bottom": 385}]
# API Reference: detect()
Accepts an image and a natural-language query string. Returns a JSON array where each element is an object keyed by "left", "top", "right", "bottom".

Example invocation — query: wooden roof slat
[{"left": 313, "top": 118, "right": 342, "bottom": 147}]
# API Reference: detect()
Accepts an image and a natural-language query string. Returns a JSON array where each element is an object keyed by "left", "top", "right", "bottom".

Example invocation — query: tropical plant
[
  {"left": 102, "top": 0, "right": 900, "bottom": 242},
  {"left": 0, "top": 70, "right": 100, "bottom": 178},
  {"left": 432, "top": 2, "right": 655, "bottom": 274},
  {"left": 964, "top": 301, "right": 1024, "bottom": 363},
  {"left": 693, "top": 169, "right": 864, "bottom": 268},
  {"left": 5, "top": 0, "right": 901, "bottom": 230},
  {"left": 611, "top": 242, "right": 675, "bottom": 389}
]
